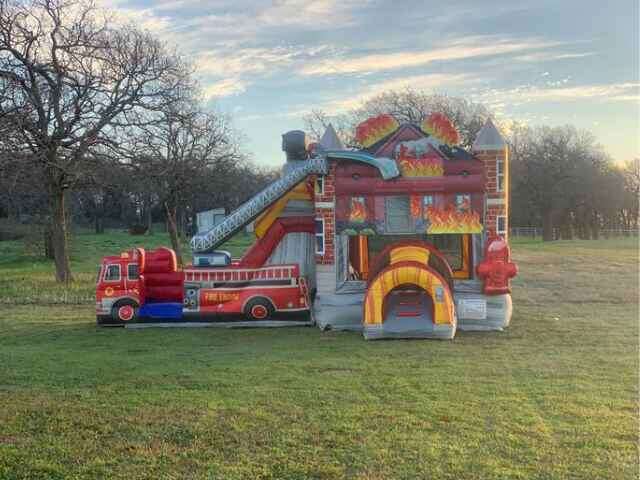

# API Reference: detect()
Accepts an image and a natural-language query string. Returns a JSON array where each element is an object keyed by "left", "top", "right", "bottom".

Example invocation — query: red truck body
[{"left": 96, "top": 247, "right": 311, "bottom": 325}]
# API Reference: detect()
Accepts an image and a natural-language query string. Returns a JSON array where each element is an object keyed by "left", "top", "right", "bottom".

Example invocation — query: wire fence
[{"left": 510, "top": 226, "right": 639, "bottom": 239}]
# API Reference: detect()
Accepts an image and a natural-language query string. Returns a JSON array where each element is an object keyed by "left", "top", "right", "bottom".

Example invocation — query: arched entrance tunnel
[
  {"left": 362, "top": 241, "right": 457, "bottom": 340},
  {"left": 382, "top": 284, "right": 434, "bottom": 332}
]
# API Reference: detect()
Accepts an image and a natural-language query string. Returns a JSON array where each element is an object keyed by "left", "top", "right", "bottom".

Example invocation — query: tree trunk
[
  {"left": 591, "top": 210, "right": 600, "bottom": 240},
  {"left": 623, "top": 210, "right": 631, "bottom": 236},
  {"left": 43, "top": 224, "right": 54, "bottom": 259},
  {"left": 559, "top": 210, "right": 573, "bottom": 240},
  {"left": 542, "top": 210, "right": 554, "bottom": 241},
  {"left": 165, "top": 203, "right": 183, "bottom": 267},
  {"left": 575, "top": 217, "right": 586, "bottom": 239},
  {"left": 94, "top": 197, "right": 105, "bottom": 234},
  {"left": 94, "top": 213, "right": 104, "bottom": 234},
  {"left": 177, "top": 207, "right": 184, "bottom": 239},
  {"left": 48, "top": 184, "right": 73, "bottom": 283},
  {"left": 145, "top": 195, "right": 153, "bottom": 235},
  {"left": 581, "top": 221, "right": 590, "bottom": 239}
]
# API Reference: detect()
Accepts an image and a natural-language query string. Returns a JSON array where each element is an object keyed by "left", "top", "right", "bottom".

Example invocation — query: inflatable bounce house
[{"left": 96, "top": 113, "right": 517, "bottom": 340}]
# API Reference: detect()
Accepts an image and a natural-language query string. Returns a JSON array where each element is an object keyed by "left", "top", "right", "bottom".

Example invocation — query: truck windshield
[{"left": 104, "top": 264, "right": 121, "bottom": 281}]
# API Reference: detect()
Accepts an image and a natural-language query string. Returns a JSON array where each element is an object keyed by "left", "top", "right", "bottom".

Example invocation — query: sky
[{"left": 108, "top": 0, "right": 639, "bottom": 166}]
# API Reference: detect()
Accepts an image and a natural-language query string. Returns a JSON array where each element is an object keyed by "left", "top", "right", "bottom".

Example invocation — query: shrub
[{"left": 128, "top": 224, "right": 148, "bottom": 235}]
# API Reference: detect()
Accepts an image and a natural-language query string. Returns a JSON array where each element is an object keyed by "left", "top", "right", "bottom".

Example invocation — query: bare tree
[
  {"left": 126, "top": 98, "right": 242, "bottom": 266},
  {"left": 0, "top": 0, "right": 188, "bottom": 282},
  {"left": 352, "top": 90, "right": 491, "bottom": 148},
  {"left": 303, "top": 108, "right": 356, "bottom": 146},
  {"left": 304, "top": 89, "right": 492, "bottom": 149}
]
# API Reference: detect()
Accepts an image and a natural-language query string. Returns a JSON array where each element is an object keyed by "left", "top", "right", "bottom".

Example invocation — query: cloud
[
  {"left": 113, "top": 0, "right": 364, "bottom": 52},
  {"left": 195, "top": 45, "right": 334, "bottom": 78},
  {"left": 235, "top": 73, "right": 476, "bottom": 122},
  {"left": 530, "top": 83, "right": 640, "bottom": 102},
  {"left": 194, "top": 44, "right": 337, "bottom": 99},
  {"left": 101, "top": 3, "right": 172, "bottom": 34},
  {"left": 471, "top": 82, "right": 640, "bottom": 114},
  {"left": 513, "top": 51, "right": 597, "bottom": 63},
  {"left": 255, "top": 0, "right": 365, "bottom": 29},
  {"left": 238, "top": 108, "right": 316, "bottom": 122},
  {"left": 299, "top": 36, "right": 562, "bottom": 76},
  {"left": 202, "top": 78, "right": 248, "bottom": 99},
  {"left": 319, "top": 73, "right": 474, "bottom": 113},
  {"left": 151, "top": 0, "right": 196, "bottom": 12}
]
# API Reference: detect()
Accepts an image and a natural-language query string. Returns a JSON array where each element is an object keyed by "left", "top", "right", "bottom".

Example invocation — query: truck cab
[{"left": 96, "top": 252, "right": 141, "bottom": 324}]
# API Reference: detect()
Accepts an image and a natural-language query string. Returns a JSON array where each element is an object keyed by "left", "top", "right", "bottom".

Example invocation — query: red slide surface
[
  {"left": 239, "top": 217, "right": 314, "bottom": 268},
  {"left": 136, "top": 247, "right": 184, "bottom": 303}
]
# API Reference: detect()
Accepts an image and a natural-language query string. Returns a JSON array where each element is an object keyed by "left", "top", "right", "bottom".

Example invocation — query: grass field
[{"left": 0, "top": 232, "right": 638, "bottom": 479}]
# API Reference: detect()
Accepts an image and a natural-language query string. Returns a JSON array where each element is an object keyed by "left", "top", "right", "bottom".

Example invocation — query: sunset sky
[{"left": 109, "top": 0, "right": 639, "bottom": 166}]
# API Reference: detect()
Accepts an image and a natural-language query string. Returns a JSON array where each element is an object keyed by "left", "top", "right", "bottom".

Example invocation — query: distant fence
[
  {"left": 510, "top": 226, "right": 639, "bottom": 239},
  {"left": 510, "top": 227, "right": 543, "bottom": 238}
]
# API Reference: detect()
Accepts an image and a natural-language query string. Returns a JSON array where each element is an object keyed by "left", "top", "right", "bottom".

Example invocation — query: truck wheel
[
  {"left": 244, "top": 298, "right": 274, "bottom": 321},
  {"left": 111, "top": 300, "right": 139, "bottom": 323}
]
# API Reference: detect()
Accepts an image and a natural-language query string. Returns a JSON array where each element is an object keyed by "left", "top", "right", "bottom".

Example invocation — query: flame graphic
[
  {"left": 426, "top": 205, "right": 483, "bottom": 234},
  {"left": 410, "top": 195, "right": 422, "bottom": 219},
  {"left": 355, "top": 114, "right": 400, "bottom": 148},
  {"left": 421, "top": 113, "right": 460, "bottom": 146},
  {"left": 349, "top": 197, "right": 367, "bottom": 223},
  {"left": 397, "top": 144, "right": 444, "bottom": 177}
]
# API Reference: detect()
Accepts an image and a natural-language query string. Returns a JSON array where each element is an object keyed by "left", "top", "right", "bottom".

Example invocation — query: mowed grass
[{"left": 0, "top": 233, "right": 638, "bottom": 479}]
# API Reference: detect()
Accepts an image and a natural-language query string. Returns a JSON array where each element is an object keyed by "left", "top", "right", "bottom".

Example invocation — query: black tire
[
  {"left": 244, "top": 297, "right": 275, "bottom": 321},
  {"left": 111, "top": 299, "right": 139, "bottom": 323}
]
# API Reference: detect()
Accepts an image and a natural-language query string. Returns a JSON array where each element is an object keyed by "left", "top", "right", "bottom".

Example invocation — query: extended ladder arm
[{"left": 191, "top": 157, "right": 328, "bottom": 253}]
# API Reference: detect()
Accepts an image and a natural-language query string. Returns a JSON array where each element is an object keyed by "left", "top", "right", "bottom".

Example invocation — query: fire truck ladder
[
  {"left": 190, "top": 151, "right": 399, "bottom": 253},
  {"left": 190, "top": 157, "right": 328, "bottom": 253}
]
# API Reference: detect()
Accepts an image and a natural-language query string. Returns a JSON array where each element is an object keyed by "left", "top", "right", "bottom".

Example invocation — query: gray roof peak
[
  {"left": 319, "top": 124, "right": 344, "bottom": 151},
  {"left": 472, "top": 118, "right": 506, "bottom": 151}
]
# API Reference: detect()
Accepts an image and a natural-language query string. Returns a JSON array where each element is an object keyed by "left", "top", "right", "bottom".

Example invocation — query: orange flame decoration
[
  {"left": 349, "top": 197, "right": 367, "bottom": 223},
  {"left": 421, "top": 113, "right": 460, "bottom": 146},
  {"left": 426, "top": 205, "right": 483, "bottom": 234},
  {"left": 355, "top": 114, "right": 400, "bottom": 148},
  {"left": 397, "top": 144, "right": 444, "bottom": 177},
  {"left": 410, "top": 195, "right": 422, "bottom": 219}
]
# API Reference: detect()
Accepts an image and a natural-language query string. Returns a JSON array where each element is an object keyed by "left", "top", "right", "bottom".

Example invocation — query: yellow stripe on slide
[{"left": 254, "top": 182, "right": 312, "bottom": 238}]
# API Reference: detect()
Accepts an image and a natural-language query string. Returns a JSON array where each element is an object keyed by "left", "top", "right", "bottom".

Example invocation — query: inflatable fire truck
[{"left": 96, "top": 113, "right": 517, "bottom": 339}]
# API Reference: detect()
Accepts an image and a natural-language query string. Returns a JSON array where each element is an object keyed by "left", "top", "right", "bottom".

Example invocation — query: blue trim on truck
[{"left": 138, "top": 302, "right": 183, "bottom": 319}]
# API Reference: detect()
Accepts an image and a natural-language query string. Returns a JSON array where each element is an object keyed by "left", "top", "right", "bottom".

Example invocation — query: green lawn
[{"left": 0, "top": 233, "right": 638, "bottom": 479}]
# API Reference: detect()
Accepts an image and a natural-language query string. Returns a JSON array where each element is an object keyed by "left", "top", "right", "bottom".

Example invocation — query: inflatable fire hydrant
[{"left": 476, "top": 237, "right": 518, "bottom": 295}]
